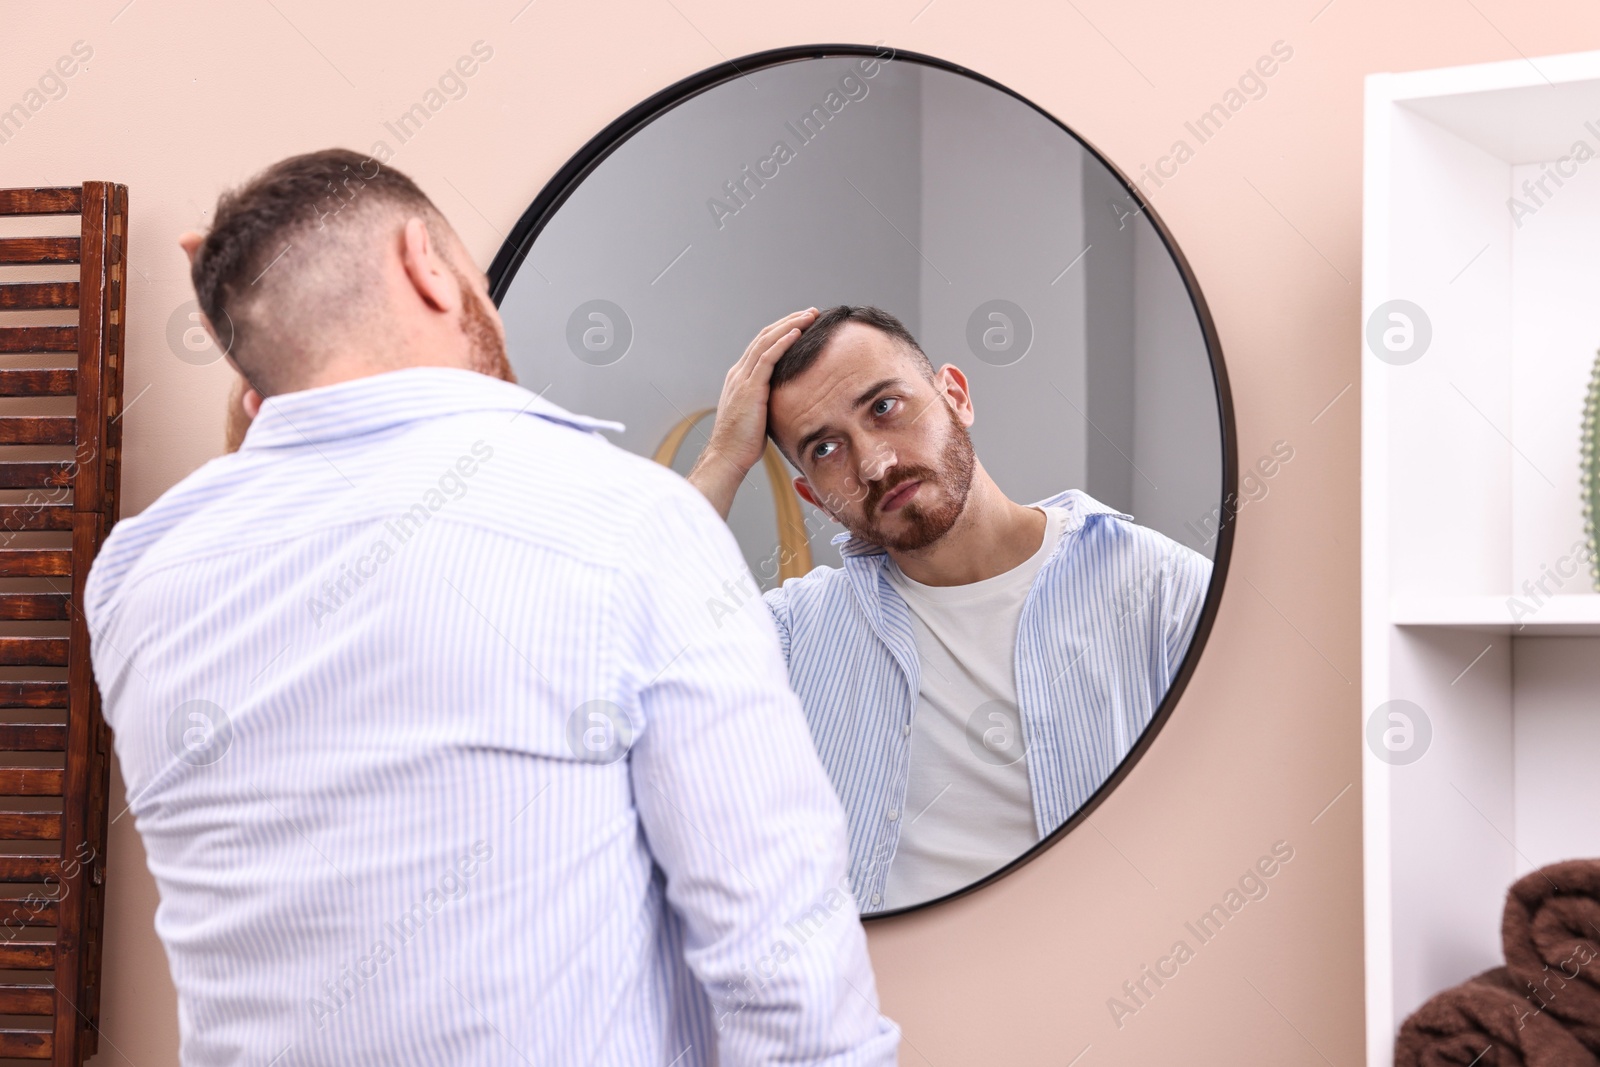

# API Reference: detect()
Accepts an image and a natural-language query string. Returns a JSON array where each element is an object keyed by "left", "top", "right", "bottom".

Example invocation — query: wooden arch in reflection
[{"left": 652, "top": 409, "right": 814, "bottom": 583}]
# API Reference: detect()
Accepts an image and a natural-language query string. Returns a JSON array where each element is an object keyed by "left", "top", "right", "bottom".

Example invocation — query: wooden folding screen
[{"left": 0, "top": 185, "right": 126, "bottom": 1064}]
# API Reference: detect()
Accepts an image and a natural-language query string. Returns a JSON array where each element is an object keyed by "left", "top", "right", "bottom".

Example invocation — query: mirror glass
[{"left": 493, "top": 48, "right": 1231, "bottom": 916}]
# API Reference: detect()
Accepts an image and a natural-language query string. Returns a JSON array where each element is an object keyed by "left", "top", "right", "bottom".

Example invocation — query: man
[
  {"left": 688, "top": 306, "right": 1213, "bottom": 912},
  {"left": 85, "top": 150, "right": 899, "bottom": 1065}
]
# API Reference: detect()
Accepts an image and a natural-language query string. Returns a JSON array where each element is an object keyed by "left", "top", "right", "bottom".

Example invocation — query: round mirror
[{"left": 490, "top": 44, "right": 1235, "bottom": 917}]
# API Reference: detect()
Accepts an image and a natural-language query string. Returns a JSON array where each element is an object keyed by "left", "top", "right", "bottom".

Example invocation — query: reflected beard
[
  {"left": 847, "top": 402, "right": 976, "bottom": 553},
  {"left": 448, "top": 262, "right": 517, "bottom": 384}
]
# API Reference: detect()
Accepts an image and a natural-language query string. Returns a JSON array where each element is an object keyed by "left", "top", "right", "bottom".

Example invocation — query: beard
[
  {"left": 841, "top": 400, "right": 976, "bottom": 553},
  {"left": 446, "top": 262, "right": 516, "bottom": 384}
]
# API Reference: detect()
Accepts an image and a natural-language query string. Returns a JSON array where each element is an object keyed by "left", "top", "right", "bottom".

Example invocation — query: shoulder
[
  {"left": 762, "top": 560, "right": 851, "bottom": 611},
  {"left": 1041, "top": 489, "right": 1212, "bottom": 576},
  {"left": 385, "top": 409, "right": 713, "bottom": 560},
  {"left": 90, "top": 412, "right": 710, "bottom": 626},
  {"left": 85, "top": 450, "right": 254, "bottom": 627}
]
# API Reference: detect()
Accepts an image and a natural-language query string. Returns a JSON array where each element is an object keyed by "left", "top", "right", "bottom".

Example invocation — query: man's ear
[
  {"left": 935, "top": 364, "right": 975, "bottom": 425},
  {"left": 399, "top": 216, "right": 461, "bottom": 314},
  {"left": 793, "top": 476, "right": 821, "bottom": 510}
]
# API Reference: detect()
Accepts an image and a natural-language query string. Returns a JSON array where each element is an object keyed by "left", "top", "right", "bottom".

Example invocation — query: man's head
[
  {"left": 767, "top": 305, "right": 978, "bottom": 553},
  {"left": 190, "top": 148, "right": 513, "bottom": 399}
]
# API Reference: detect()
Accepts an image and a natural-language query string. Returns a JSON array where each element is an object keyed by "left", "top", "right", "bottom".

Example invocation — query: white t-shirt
[{"left": 879, "top": 505, "right": 1066, "bottom": 908}]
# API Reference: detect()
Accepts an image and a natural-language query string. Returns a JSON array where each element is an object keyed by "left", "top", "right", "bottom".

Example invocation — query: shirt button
[
  {"left": 887, "top": 809, "right": 899, "bottom": 821},
  {"left": 902, "top": 723, "right": 911, "bottom": 737},
  {"left": 870, "top": 892, "right": 882, "bottom": 905}
]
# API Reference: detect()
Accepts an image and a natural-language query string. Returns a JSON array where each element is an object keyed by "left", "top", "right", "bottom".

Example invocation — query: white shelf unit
[{"left": 1364, "top": 52, "right": 1600, "bottom": 1065}]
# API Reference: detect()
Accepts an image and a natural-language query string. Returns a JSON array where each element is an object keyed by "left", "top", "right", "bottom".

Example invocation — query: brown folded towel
[
  {"left": 1395, "top": 966, "right": 1599, "bottom": 1067},
  {"left": 1504, "top": 860, "right": 1600, "bottom": 1052}
]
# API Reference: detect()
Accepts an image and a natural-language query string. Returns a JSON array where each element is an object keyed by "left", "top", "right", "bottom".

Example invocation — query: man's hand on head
[{"left": 687, "top": 308, "right": 817, "bottom": 520}]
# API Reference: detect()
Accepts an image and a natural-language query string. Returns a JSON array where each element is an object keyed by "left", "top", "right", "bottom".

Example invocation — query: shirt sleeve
[
  {"left": 1161, "top": 540, "right": 1215, "bottom": 686},
  {"left": 612, "top": 480, "right": 899, "bottom": 1067}
]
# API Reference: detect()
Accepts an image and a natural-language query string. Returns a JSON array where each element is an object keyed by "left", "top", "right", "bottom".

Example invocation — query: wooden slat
[
  {"left": 0, "top": 639, "right": 68, "bottom": 668},
  {"left": 0, "top": 895, "right": 60, "bottom": 929},
  {"left": 0, "top": 682, "right": 68, "bottom": 709},
  {"left": 0, "top": 507, "right": 72, "bottom": 532},
  {"left": 0, "top": 769, "right": 63, "bottom": 796},
  {"left": 0, "top": 856, "right": 61, "bottom": 882},
  {"left": 0, "top": 940, "right": 55, "bottom": 969},
  {"left": 0, "top": 725, "right": 66, "bottom": 753},
  {"left": 0, "top": 284, "right": 78, "bottom": 311},
  {"left": 0, "top": 594, "right": 69, "bottom": 621},
  {"left": 0, "top": 418, "right": 74, "bottom": 446},
  {"left": 0, "top": 188, "right": 81, "bottom": 217},
  {"left": 0, "top": 287, "right": 79, "bottom": 316},
  {"left": 0, "top": 1024, "right": 51, "bottom": 1058},
  {"left": 0, "top": 979, "right": 55, "bottom": 1014},
  {"left": 0, "top": 466, "right": 72, "bottom": 491},
  {"left": 0, "top": 550, "right": 68, "bottom": 576},
  {"left": 0, "top": 809, "right": 61, "bottom": 840},
  {"left": 0, "top": 238, "right": 79, "bottom": 265},
  {"left": 0, "top": 327, "right": 76, "bottom": 354},
  {"left": 0, "top": 370, "right": 76, "bottom": 397}
]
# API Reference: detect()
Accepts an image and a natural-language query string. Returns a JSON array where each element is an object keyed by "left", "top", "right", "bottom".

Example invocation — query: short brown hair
[
  {"left": 191, "top": 148, "right": 445, "bottom": 396},
  {"left": 767, "top": 305, "right": 935, "bottom": 463},
  {"left": 770, "top": 305, "right": 933, "bottom": 392}
]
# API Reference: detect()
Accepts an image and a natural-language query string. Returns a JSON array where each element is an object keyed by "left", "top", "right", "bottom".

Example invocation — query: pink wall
[{"left": 9, "top": 1, "right": 1593, "bottom": 1062}]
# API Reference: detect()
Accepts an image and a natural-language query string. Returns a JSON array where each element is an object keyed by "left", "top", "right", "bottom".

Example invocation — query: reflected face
[{"left": 770, "top": 322, "right": 977, "bottom": 552}]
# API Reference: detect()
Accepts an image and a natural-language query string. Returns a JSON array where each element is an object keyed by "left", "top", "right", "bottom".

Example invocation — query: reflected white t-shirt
[{"left": 880, "top": 505, "right": 1066, "bottom": 908}]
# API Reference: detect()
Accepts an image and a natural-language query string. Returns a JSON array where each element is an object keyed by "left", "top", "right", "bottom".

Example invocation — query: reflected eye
[
  {"left": 872, "top": 397, "right": 898, "bottom": 417},
  {"left": 813, "top": 441, "right": 838, "bottom": 460}
]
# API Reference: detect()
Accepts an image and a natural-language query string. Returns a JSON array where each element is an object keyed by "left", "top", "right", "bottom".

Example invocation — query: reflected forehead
[{"left": 778, "top": 329, "right": 922, "bottom": 456}]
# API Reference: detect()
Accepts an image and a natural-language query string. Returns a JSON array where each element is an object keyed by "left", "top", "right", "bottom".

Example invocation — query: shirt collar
[
  {"left": 238, "top": 366, "right": 625, "bottom": 450},
  {"left": 830, "top": 487, "right": 1132, "bottom": 560}
]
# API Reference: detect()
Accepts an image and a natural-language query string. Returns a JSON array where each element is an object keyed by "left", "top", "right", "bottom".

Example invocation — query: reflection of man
[
  {"left": 689, "top": 305, "right": 1213, "bottom": 912},
  {"left": 87, "top": 152, "right": 897, "bottom": 1064}
]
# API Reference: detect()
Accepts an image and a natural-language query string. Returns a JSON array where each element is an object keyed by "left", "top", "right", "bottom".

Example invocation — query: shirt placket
[{"left": 841, "top": 551, "right": 920, "bottom": 909}]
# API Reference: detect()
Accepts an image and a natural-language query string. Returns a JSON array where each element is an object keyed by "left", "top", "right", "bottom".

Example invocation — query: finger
[
  {"left": 738, "top": 309, "right": 817, "bottom": 380},
  {"left": 746, "top": 309, "right": 816, "bottom": 359},
  {"left": 760, "top": 326, "right": 801, "bottom": 359},
  {"left": 750, "top": 326, "right": 805, "bottom": 383},
  {"left": 766, "top": 307, "right": 817, "bottom": 343},
  {"left": 178, "top": 231, "right": 204, "bottom": 266}
]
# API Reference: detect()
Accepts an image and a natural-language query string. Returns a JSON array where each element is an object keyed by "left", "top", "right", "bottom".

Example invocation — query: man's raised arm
[{"left": 688, "top": 308, "right": 816, "bottom": 519}]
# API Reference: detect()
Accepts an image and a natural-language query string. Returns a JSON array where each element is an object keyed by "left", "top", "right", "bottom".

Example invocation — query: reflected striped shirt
[
  {"left": 84, "top": 366, "right": 899, "bottom": 1067},
  {"left": 763, "top": 488, "right": 1213, "bottom": 911}
]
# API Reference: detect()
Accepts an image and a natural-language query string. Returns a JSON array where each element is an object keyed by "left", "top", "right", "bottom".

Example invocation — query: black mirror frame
[{"left": 487, "top": 41, "right": 1238, "bottom": 922}]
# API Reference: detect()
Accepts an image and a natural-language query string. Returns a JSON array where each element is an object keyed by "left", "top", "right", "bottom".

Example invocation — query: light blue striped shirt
[
  {"left": 764, "top": 489, "right": 1213, "bottom": 911},
  {"left": 84, "top": 366, "right": 899, "bottom": 1066}
]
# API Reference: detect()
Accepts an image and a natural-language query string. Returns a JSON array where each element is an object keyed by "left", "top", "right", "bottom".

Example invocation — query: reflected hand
[{"left": 689, "top": 308, "right": 817, "bottom": 519}]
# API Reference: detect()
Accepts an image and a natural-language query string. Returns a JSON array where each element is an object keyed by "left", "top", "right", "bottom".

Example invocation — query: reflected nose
[{"left": 861, "top": 442, "right": 896, "bottom": 483}]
